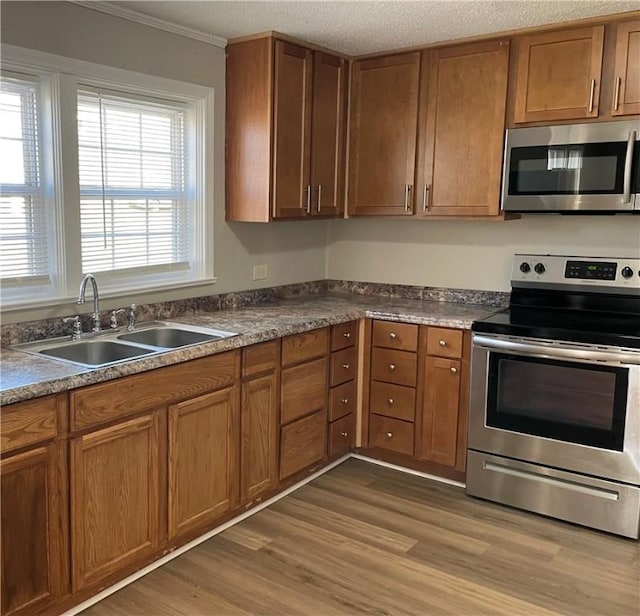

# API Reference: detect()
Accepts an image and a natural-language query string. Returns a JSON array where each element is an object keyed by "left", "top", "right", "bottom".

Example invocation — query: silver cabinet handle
[
  {"left": 305, "top": 185, "right": 311, "bottom": 214},
  {"left": 341, "top": 431, "right": 349, "bottom": 437},
  {"left": 342, "top": 363, "right": 350, "bottom": 370},
  {"left": 614, "top": 76, "right": 621, "bottom": 112},
  {"left": 422, "top": 183, "right": 430, "bottom": 212},
  {"left": 317, "top": 184, "right": 322, "bottom": 213},
  {"left": 404, "top": 184, "right": 412, "bottom": 212},
  {"left": 389, "top": 363, "right": 396, "bottom": 371},
  {"left": 341, "top": 398, "right": 349, "bottom": 404},
  {"left": 389, "top": 332, "right": 397, "bottom": 339},
  {"left": 343, "top": 332, "right": 351, "bottom": 339},
  {"left": 450, "top": 367, "right": 458, "bottom": 374},
  {"left": 588, "top": 79, "right": 596, "bottom": 113},
  {"left": 387, "top": 398, "right": 394, "bottom": 405},
  {"left": 386, "top": 432, "right": 393, "bottom": 439},
  {"left": 623, "top": 130, "right": 636, "bottom": 204},
  {"left": 439, "top": 340, "right": 447, "bottom": 347}
]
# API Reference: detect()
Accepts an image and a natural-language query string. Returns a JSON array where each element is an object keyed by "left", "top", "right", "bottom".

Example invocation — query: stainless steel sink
[
  {"left": 38, "top": 339, "right": 157, "bottom": 367},
  {"left": 117, "top": 326, "right": 229, "bottom": 348},
  {"left": 10, "top": 320, "right": 238, "bottom": 369}
]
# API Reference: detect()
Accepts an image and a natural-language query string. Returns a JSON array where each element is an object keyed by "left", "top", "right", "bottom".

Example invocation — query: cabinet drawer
[
  {"left": 371, "top": 348, "right": 417, "bottom": 387},
  {"left": 71, "top": 351, "right": 240, "bottom": 431},
  {"left": 426, "top": 327, "right": 463, "bottom": 358},
  {"left": 372, "top": 321, "right": 418, "bottom": 351},
  {"left": 1, "top": 394, "right": 63, "bottom": 454},
  {"left": 369, "top": 414, "right": 414, "bottom": 456},
  {"left": 329, "top": 413, "right": 354, "bottom": 457},
  {"left": 280, "top": 410, "right": 327, "bottom": 479},
  {"left": 329, "top": 380, "right": 356, "bottom": 422},
  {"left": 282, "top": 328, "right": 329, "bottom": 367},
  {"left": 330, "top": 346, "right": 357, "bottom": 386},
  {"left": 242, "top": 340, "right": 279, "bottom": 378},
  {"left": 369, "top": 381, "right": 415, "bottom": 422},
  {"left": 281, "top": 357, "right": 327, "bottom": 425},
  {"left": 331, "top": 321, "right": 358, "bottom": 351}
]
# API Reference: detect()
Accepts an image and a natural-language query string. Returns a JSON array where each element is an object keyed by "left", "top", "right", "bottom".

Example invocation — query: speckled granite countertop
[{"left": 1, "top": 294, "right": 501, "bottom": 405}]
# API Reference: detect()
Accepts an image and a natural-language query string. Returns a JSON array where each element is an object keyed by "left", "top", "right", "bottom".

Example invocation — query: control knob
[
  {"left": 534, "top": 263, "right": 546, "bottom": 275},
  {"left": 519, "top": 262, "right": 531, "bottom": 273},
  {"left": 621, "top": 266, "right": 634, "bottom": 279}
]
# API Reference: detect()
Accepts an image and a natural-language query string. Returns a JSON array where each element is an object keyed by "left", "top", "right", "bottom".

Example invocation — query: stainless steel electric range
[{"left": 467, "top": 254, "right": 640, "bottom": 538}]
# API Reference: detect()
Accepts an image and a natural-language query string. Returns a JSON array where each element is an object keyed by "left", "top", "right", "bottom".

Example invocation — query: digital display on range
[{"left": 565, "top": 260, "right": 617, "bottom": 280}]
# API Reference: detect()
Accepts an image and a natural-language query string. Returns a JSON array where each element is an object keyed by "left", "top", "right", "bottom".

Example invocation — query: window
[
  {"left": 0, "top": 74, "right": 47, "bottom": 284},
  {"left": 0, "top": 47, "right": 213, "bottom": 308},
  {"left": 77, "top": 90, "right": 191, "bottom": 277}
]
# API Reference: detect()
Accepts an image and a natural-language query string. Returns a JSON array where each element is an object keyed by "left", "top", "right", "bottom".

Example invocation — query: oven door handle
[{"left": 473, "top": 335, "right": 640, "bottom": 365}]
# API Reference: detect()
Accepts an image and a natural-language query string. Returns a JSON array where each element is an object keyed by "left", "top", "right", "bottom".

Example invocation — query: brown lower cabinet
[
  {"left": 71, "top": 412, "right": 161, "bottom": 591},
  {"left": 365, "top": 320, "right": 470, "bottom": 478},
  {"left": 168, "top": 387, "right": 240, "bottom": 540},
  {"left": 1, "top": 394, "right": 69, "bottom": 616},
  {"left": 0, "top": 319, "right": 473, "bottom": 615}
]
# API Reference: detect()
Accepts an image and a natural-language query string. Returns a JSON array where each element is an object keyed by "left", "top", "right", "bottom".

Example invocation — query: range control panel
[{"left": 512, "top": 254, "right": 640, "bottom": 292}]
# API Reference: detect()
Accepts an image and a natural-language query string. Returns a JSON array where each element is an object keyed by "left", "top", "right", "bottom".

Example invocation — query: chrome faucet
[{"left": 77, "top": 273, "right": 101, "bottom": 332}]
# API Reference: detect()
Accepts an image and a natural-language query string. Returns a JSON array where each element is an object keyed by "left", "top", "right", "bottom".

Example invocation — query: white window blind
[
  {"left": 0, "top": 74, "right": 48, "bottom": 284},
  {"left": 77, "top": 89, "right": 191, "bottom": 278}
]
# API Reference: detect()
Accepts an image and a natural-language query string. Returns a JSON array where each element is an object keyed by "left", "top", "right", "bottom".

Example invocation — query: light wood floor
[{"left": 83, "top": 459, "right": 639, "bottom": 616}]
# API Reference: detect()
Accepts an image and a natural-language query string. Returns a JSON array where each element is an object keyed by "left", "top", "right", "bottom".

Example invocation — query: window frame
[{"left": 0, "top": 44, "right": 215, "bottom": 310}]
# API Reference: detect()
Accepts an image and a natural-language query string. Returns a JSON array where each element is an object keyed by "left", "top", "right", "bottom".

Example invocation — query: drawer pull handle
[
  {"left": 386, "top": 432, "right": 393, "bottom": 439},
  {"left": 389, "top": 363, "right": 396, "bottom": 371},
  {"left": 387, "top": 398, "right": 394, "bottom": 405},
  {"left": 439, "top": 340, "right": 447, "bottom": 347},
  {"left": 389, "top": 332, "right": 397, "bottom": 339},
  {"left": 341, "top": 398, "right": 349, "bottom": 404},
  {"left": 342, "top": 363, "right": 350, "bottom": 370},
  {"left": 343, "top": 332, "right": 351, "bottom": 339},
  {"left": 450, "top": 367, "right": 458, "bottom": 374},
  {"left": 341, "top": 431, "right": 349, "bottom": 437}
]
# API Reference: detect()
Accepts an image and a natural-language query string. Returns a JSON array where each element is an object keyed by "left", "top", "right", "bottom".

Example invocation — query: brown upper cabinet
[
  {"left": 348, "top": 53, "right": 421, "bottom": 216},
  {"left": 512, "top": 26, "right": 605, "bottom": 123},
  {"left": 416, "top": 40, "right": 510, "bottom": 217},
  {"left": 611, "top": 20, "right": 640, "bottom": 116},
  {"left": 226, "top": 36, "right": 346, "bottom": 221}
]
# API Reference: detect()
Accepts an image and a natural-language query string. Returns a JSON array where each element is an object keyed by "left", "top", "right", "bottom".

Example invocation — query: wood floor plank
[{"left": 82, "top": 459, "right": 640, "bottom": 616}]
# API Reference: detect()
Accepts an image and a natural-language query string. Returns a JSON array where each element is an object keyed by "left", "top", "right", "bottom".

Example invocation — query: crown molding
[{"left": 69, "top": 1, "right": 227, "bottom": 48}]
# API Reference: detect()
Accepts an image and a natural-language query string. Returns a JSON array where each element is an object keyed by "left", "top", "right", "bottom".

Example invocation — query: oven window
[
  {"left": 487, "top": 353, "right": 628, "bottom": 450},
  {"left": 508, "top": 142, "right": 626, "bottom": 195}
]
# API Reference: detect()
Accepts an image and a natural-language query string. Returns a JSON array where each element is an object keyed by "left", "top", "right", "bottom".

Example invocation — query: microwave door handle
[{"left": 622, "top": 130, "right": 636, "bottom": 204}]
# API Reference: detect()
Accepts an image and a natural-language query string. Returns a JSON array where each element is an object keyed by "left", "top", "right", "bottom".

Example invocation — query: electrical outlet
[{"left": 253, "top": 264, "right": 268, "bottom": 281}]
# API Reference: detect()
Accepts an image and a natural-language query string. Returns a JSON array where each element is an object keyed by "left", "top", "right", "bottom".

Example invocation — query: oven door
[
  {"left": 469, "top": 334, "right": 640, "bottom": 485},
  {"left": 501, "top": 121, "right": 639, "bottom": 212}
]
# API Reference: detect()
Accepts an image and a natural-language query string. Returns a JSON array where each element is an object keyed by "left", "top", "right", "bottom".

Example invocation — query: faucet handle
[
  {"left": 62, "top": 316, "right": 82, "bottom": 340},
  {"left": 127, "top": 304, "right": 137, "bottom": 331},
  {"left": 110, "top": 308, "right": 127, "bottom": 329}
]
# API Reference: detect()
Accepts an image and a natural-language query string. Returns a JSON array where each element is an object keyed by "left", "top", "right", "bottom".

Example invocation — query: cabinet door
[
  {"left": 513, "top": 26, "right": 604, "bottom": 123},
  {"left": 241, "top": 374, "right": 278, "bottom": 503},
  {"left": 272, "top": 41, "right": 313, "bottom": 219},
  {"left": 418, "top": 356, "right": 461, "bottom": 467},
  {"left": 417, "top": 41, "right": 509, "bottom": 217},
  {"left": 71, "top": 413, "right": 160, "bottom": 591},
  {"left": 169, "top": 387, "right": 239, "bottom": 540},
  {"left": 1, "top": 444, "right": 68, "bottom": 616},
  {"left": 348, "top": 53, "right": 420, "bottom": 216},
  {"left": 612, "top": 20, "right": 640, "bottom": 116},
  {"left": 310, "top": 52, "right": 345, "bottom": 217}
]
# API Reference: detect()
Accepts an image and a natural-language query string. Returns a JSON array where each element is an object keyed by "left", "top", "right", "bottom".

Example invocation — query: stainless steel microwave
[{"left": 501, "top": 120, "right": 640, "bottom": 213}]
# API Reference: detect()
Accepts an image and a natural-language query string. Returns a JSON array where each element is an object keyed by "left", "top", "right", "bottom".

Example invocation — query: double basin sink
[{"left": 12, "top": 322, "right": 238, "bottom": 369}]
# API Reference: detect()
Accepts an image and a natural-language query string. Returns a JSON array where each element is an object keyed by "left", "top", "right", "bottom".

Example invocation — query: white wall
[
  {"left": 328, "top": 216, "right": 640, "bottom": 291},
  {"left": 0, "top": 2, "right": 329, "bottom": 324}
]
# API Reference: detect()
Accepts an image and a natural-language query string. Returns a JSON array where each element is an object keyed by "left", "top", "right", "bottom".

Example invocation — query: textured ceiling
[{"left": 105, "top": 0, "right": 639, "bottom": 55}]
